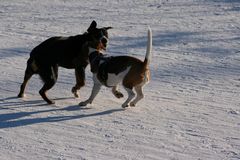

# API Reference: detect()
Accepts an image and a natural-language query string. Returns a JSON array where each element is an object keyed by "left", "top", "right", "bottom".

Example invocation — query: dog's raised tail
[{"left": 144, "top": 26, "right": 152, "bottom": 66}]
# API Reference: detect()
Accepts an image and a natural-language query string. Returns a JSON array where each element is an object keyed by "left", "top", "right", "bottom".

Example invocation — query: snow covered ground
[{"left": 0, "top": 0, "right": 240, "bottom": 159}]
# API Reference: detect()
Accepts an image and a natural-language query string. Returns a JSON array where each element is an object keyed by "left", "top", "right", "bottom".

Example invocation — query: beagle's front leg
[
  {"left": 79, "top": 74, "right": 102, "bottom": 106},
  {"left": 79, "top": 83, "right": 102, "bottom": 106}
]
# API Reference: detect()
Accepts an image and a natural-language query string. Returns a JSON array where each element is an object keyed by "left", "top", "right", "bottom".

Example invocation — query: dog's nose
[{"left": 101, "top": 37, "right": 108, "bottom": 44}]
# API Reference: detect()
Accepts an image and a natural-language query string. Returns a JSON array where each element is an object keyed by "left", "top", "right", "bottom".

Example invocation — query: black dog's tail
[{"left": 27, "top": 56, "right": 39, "bottom": 73}]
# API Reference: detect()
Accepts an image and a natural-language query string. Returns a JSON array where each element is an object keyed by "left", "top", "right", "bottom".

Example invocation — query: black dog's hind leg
[
  {"left": 72, "top": 66, "right": 86, "bottom": 98},
  {"left": 18, "top": 59, "right": 35, "bottom": 98},
  {"left": 39, "top": 65, "right": 58, "bottom": 104}
]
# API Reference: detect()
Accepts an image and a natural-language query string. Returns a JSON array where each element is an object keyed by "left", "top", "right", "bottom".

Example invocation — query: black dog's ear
[
  {"left": 104, "top": 27, "right": 113, "bottom": 30},
  {"left": 87, "top": 20, "right": 97, "bottom": 32}
]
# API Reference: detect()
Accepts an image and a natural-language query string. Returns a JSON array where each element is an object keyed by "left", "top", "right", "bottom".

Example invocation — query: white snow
[{"left": 0, "top": 0, "right": 240, "bottom": 159}]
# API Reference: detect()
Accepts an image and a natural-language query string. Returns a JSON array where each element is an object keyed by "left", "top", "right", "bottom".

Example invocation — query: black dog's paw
[
  {"left": 17, "top": 93, "right": 24, "bottom": 98},
  {"left": 73, "top": 92, "right": 79, "bottom": 98},
  {"left": 72, "top": 87, "right": 79, "bottom": 98},
  {"left": 47, "top": 100, "right": 55, "bottom": 105},
  {"left": 79, "top": 101, "right": 88, "bottom": 106}
]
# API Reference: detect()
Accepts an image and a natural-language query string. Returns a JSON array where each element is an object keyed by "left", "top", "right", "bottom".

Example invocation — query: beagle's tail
[{"left": 143, "top": 27, "right": 152, "bottom": 66}]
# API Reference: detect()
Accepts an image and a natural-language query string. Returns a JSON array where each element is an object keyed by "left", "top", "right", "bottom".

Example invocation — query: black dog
[{"left": 18, "top": 21, "right": 112, "bottom": 104}]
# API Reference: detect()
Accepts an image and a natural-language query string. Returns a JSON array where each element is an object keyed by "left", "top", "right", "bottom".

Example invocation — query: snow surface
[{"left": 0, "top": 0, "right": 240, "bottom": 159}]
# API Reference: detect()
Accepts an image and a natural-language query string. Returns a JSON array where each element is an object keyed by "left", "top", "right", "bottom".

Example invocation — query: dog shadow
[
  {"left": 0, "top": 96, "right": 44, "bottom": 109},
  {"left": 0, "top": 96, "right": 75, "bottom": 109},
  {"left": 0, "top": 96, "right": 124, "bottom": 129},
  {"left": 63, "top": 105, "right": 92, "bottom": 111}
]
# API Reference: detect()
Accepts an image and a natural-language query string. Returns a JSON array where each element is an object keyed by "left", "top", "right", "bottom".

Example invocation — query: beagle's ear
[
  {"left": 104, "top": 27, "right": 113, "bottom": 30},
  {"left": 87, "top": 20, "right": 97, "bottom": 32}
]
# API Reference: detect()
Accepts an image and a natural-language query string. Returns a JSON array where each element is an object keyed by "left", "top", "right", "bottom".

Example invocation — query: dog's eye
[
  {"left": 96, "top": 31, "right": 105, "bottom": 39},
  {"left": 102, "top": 30, "right": 108, "bottom": 38}
]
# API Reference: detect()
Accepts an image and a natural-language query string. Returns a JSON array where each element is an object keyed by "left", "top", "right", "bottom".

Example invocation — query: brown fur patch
[
  {"left": 122, "top": 61, "right": 150, "bottom": 88},
  {"left": 31, "top": 60, "right": 38, "bottom": 72}
]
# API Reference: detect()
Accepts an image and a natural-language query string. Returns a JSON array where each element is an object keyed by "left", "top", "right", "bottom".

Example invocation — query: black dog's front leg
[{"left": 72, "top": 66, "right": 86, "bottom": 98}]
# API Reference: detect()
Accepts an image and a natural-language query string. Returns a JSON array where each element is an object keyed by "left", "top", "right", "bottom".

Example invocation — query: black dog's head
[{"left": 86, "top": 20, "right": 112, "bottom": 50}]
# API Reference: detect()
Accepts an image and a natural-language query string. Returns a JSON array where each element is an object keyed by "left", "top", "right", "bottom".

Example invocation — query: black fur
[{"left": 18, "top": 21, "right": 112, "bottom": 104}]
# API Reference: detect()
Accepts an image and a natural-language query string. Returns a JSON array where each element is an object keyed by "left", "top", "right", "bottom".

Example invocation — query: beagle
[{"left": 79, "top": 27, "right": 152, "bottom": 108}]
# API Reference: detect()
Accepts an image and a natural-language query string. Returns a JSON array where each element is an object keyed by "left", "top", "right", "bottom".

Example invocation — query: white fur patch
[
  {"left": 93, "top": 73, "right": 101, "bottom": 84},
  {"left": 106, "top": 67, "right": 130, "bottom": 87},
  {"left": 88, "top": 47, "right": 98, "bottom": 55},
  {"left": 99, "top": 60, "right": 105, "bottom": 65}
]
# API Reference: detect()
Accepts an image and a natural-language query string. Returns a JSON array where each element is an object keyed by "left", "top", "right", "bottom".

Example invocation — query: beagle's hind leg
[
  {"left": 122, "top": 87, "right": 135, "bottom": 108},
  {"left": 130, "top": 85, "right": 144, "bottom": 107}
]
